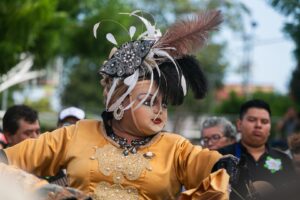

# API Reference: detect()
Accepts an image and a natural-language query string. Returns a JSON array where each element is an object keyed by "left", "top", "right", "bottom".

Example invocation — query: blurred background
[{"left": 0, "top": 0, "right": 299, "bottom": 141}]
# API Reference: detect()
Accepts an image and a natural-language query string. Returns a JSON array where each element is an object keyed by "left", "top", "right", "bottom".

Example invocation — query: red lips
[{"left": 152, "top": 118, "right": 162, "bottom": 124}]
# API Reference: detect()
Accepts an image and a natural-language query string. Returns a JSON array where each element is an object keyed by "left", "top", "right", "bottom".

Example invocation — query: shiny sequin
[
  {"left": 143, "top": 151, "right": 155, "bottom": 159},
  {"left": 100, "top": 40, "right": 155, "bottom": 78}
]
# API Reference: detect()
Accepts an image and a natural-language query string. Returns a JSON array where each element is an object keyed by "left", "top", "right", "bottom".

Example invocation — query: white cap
[{"left": 59, "top": 107, "right": 85, "bottom": 121}]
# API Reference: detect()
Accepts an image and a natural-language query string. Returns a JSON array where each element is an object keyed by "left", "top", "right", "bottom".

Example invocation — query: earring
[{"left": 113, "top": 105, "right": 124, "bottom": 120}]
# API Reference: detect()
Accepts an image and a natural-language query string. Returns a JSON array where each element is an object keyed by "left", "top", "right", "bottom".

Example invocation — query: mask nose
[{"left": 152, "top": 103, "right": 162, "bottom": 114}]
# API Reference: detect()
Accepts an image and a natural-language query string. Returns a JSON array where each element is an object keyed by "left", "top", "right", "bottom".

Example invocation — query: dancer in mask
[{"left": 0, "top": 10, "right": 233, "bottom": 200}]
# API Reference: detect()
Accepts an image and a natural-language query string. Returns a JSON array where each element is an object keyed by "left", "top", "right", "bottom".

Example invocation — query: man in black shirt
[{"left": 218, "top": 99, "right": 296, "bottom": 200}]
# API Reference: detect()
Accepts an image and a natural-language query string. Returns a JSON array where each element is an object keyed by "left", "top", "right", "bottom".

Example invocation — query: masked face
[{"left": 119, "top": 80, "right": 168, "bottom": 137}]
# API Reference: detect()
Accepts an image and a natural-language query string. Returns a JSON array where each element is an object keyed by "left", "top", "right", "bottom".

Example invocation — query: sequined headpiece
[
  {"left": 101, "top": 40, "right": 155, "bottom": 77},
  {"left": 94, "top": 10, "right": 222, "bottom": 115}
]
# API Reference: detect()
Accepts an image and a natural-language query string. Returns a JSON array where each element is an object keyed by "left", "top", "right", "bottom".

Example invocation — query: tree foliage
[
  {"left": 0, "top": 0, "right": 69, "bottom": 73},
  {"left": 60, "top": 59, "right": 104, "bottom": 112},
  {"left": 1, "top": 0, "right": 250, "bottom": 116},
  {"left": 268, "top": 0, "right": 300, "bottom": 109},
  {"left": 289, "top": 66, "right": 300, "bottom": 109},
  {"left": 0, "top": 0, "right": 134, "bottom": 113},
  {"left": 214, "top": 91, "right": 294, "bottom": 116}
]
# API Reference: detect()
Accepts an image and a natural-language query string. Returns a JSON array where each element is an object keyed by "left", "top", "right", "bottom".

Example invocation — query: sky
[{"left": 224, "top": 0, "right": 295, "bottom": 94}]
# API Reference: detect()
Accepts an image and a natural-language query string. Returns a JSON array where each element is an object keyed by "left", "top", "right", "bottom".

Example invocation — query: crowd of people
[
  {"left": 0, "top": 9, "right": 299, "bottom": 200},
  {"left": 199, "top": 101, "right": 300, "bottom": 199},
  {"left": 1, "top": 100, "right": 299, "bottom": 200}
]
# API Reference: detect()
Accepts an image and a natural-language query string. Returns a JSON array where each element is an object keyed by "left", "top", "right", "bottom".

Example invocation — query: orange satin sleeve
[
  {"left": 179, "top": 169, "right": 229, "bottom": 200},
  {"left": 172, "top": 138, "right": 229, "bottom": 199},
  {"left": 3, "top": 125, "right": 76, "bottom": 177},
  {"left": 174, "top": 138, "right": 223, "bottom": 188}
]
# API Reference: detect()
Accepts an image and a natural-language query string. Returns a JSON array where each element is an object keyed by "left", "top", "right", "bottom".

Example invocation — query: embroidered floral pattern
[
  {"left": 93, "top": 144, "right": 153, "bottom": 199},
  {"left": 91, "top": 181, "right": 138, "bottom": 200},
  {"left": 264, "top": 156, "right": 282, "bottom": 173},
  {"left": 95, "top": 144, "right": 152, "bottom": 183}
]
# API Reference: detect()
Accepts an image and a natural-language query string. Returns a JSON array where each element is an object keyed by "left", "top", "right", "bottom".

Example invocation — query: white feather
[
  {"left": 108, "top": 70, "right": 139, "bottom": 112},
  {"left": 129, "top": 26, "right": 136, "bottom": 39},
  {"left": 124, "top": 100, "right": 135, "bottom": 110},
  {"left": 153, "top": 49, "right": 180, "bottom": 78},
  {"left": 105, "top": 78, "right": 119, "bottom": 109},
  {"left": 152, "top": 61, "right": 161, "bottom": 77},
  {"left": 106, "top": 33, "right": 118, "bottom": 45},
  {"left": 124, "top": 71, "right": 138, "bottom": 86},
  {"left": 137, "top": 31, "right": 148, "bottom": 40},
  {"left": 150, "top": 86, "right": 160, "bottom": 106},
  {"left": 150, "top": 62, "right": 161, "bottom": 106},
  {"left": 93, "top": 22, "right": 100, "bottom": 38},
  {"left": 130, "top": 10, "right": 141, "bottom": 15},
  {"left": 181, "top": 75, "right": 187, "bottom": 96},
  {"left": 133, "top": 64, "right": 154, "bottom": 111},
  {"left": 153, "top": 48, "right": 183, "bottom": 95},
  {"left": 120, "top": 11, "right": 161, "bottom": 40},
  {"left": 123, "top": 11, "right": 155, "bottom": 38},
  {"left": 133, "top": 14, "right": 156, "bottom": 37}
]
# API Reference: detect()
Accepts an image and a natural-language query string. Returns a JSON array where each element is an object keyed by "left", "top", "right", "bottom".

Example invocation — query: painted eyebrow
[{"left": 137, "top": 93, "right": 154, "bottom": 99}]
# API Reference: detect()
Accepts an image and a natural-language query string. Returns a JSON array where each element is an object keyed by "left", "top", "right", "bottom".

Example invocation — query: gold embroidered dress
[{"left": 4, "top": 120, "right": 229, "bottom": 200}]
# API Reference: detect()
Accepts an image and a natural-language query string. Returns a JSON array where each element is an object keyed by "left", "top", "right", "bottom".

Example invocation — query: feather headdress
[
  {"left": 154, "top": 10, "right": 222, "bottom": 58},
  {"left": 94, "top": 10, "right": 223, "bottom": 117}
]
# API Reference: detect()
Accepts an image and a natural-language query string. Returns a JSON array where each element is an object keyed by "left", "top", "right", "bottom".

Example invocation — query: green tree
[
  {"left": 0, "top": 0, "right": 69, "bottom": 74},
  {"left": 59, "top": 0, "right": 135, "bottom": 114},
  {"left": 268, "top": 0, "right": 300, "bottom": 110},
  {"left": 1, "top": 0, "right": 250, "bottom": 116},
  {"left": 214, "top": 92, "right": 245, "bottom": 115},
  {"left": 1, "top": 0, "right": 134, "bottom": 113},
  {"left": 60, "top": 59, "right": 103, "bottom": 113},
  {"left": 215, "top": 91, "right": 294, "bottom": 116}
]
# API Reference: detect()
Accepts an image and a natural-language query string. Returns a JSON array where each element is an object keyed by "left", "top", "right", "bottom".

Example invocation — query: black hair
[
  {"left": 145, "top": 55, "right": 207, "bottom": 106},
  {"left": 239, "top": 99, "right": 271, "bottom": 119},
  {"left": 3, "top": 105, "right": 38, "bottom": 136}
]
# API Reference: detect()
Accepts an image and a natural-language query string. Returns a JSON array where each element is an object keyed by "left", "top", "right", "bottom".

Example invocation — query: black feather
[
  {"left": 146, "top": 55, "right": 207, "bottom": 106},
  {"left": 177, "top": 55, "right": 207, "bottom": 99}
]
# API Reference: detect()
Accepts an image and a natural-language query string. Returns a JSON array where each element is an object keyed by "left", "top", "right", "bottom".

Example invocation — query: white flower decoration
[{"left": 264, "top": 156, "right": 282, "bottom": 173}]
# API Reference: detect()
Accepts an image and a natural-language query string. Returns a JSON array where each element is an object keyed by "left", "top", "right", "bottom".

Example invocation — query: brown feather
[{"left": 154, "top": 10, "right": 223, "bottom": 58}]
